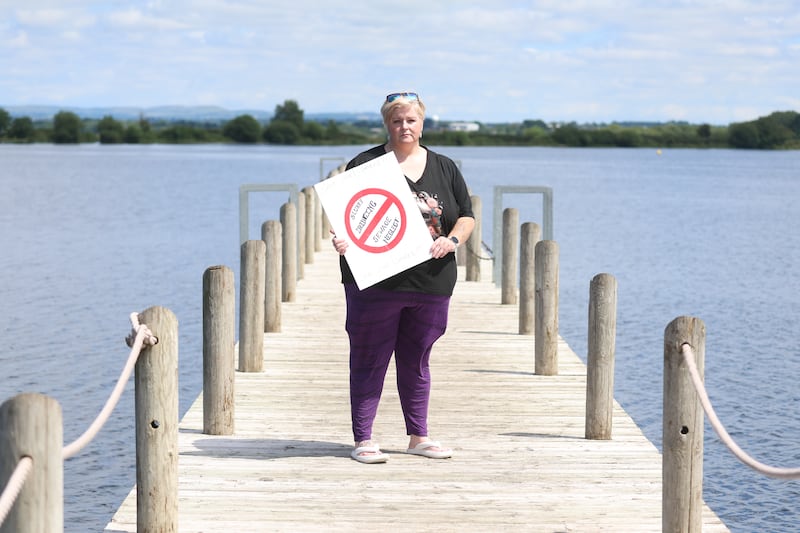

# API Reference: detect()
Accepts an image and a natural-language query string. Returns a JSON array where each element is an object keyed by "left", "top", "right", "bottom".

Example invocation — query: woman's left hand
[{"left": 430, "top": 236, "right": 457, "bottom": 259}]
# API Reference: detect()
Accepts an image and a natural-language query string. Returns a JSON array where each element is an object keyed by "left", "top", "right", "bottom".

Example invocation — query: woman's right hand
[{"left": 331, "top": 232, "right": 348, "bottom": 255}]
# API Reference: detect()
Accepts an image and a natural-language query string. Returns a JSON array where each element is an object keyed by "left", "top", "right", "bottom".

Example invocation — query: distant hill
[{"left": 2, "top": 104, "right": 381, "bottom": 124}]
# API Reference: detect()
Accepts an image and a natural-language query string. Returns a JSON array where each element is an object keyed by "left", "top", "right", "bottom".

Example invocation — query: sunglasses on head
[{"left": 386, "top": 92, "right": 419, "bottom": 102}]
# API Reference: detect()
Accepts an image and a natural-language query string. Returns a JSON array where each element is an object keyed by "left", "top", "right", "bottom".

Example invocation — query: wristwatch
[{"left": 449, "top": 236, "right": 459, "bottom": 249}]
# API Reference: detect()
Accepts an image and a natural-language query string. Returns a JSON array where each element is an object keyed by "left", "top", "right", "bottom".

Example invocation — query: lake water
[{"left": 1, "top": 144, "right": 798, "bottom": 532}]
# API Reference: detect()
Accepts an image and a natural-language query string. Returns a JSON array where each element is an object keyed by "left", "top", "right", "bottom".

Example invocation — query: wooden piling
[
  {"left": 501, "top": 207, "right": 519, "bottom": 305},
  {"left": 135, "top": 305, "right": 178, "bottom": 533},
  {"left": 297, "top": 191, "right": 305, "bottom": 280},
  {"left": 465, "top": 195, "right": 481, "bottom": 282},
  {"left": 303, "top": 186, "right": 315, "bottom": 264},
  {"left": 314, "top": 187, "right": 323, "bottom": 252},
  {"left": 585, "top": 273, "right": 617, "bottom": 440},
  {"left": 663, "top": 316, "right": 705, "bottom": 533},
  {"left": 0, "top": 393, "right": 63, "bottom": 533},
  {"left": 321, "top": 211, "right": 331, "bottom": 246},
  {"left": 262, "top": 220, "right": 282, "bottom": 333},
  {"left": 280, "top": 202, "right": 297, "bottom": 303},
  {"left": 239, "top": 241, "right": 265, "bottom": 373},
  {"left": 203, "top": 266, "right": 235, "bottom": 435},
  {"left": 535, "top": 240, "right": 559, "bottom": 375},
  {"left": 519, "top": 222, "right": 540, "bottom": 334}
]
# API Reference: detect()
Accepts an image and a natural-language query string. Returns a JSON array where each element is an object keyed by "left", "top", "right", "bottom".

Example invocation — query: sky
[{"left": 1, "top": 0, "right": 799, "bottom": 125}]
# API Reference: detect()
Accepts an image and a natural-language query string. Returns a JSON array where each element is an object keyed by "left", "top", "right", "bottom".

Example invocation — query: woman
[{"left": 331, "top": 92, "right": 475, "bottom": 464}]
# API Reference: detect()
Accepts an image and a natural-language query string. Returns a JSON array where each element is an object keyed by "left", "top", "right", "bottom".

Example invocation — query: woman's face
[{"left": 386, "top": 105, "right": 423, "bottom": 146}]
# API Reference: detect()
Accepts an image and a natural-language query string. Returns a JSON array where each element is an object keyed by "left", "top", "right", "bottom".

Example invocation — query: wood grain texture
[{"left": 106, "top": 249, "right": 728, "bottom": 533}]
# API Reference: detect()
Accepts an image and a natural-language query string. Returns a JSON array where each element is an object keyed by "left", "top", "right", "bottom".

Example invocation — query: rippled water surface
[{"left": 1, "top": 144, "right": 798, "bottom": 532}]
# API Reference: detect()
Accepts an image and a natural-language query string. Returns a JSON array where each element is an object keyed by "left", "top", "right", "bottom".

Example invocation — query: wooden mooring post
[
  {"left": 465, "top": 195, "right": 481, "bottom": 282},
  {"left": 280, "top": 202, "right": 297, "bottom": 302},
  {"left": 135, "top": 305, "right": 178, "bottom": 532},
  {"left": 296, "top": 191, "right": 305, "bottom": 280},
  {"left": 263, "top": 220, "right": 282, "bottom": 332},
  {"left": 314, "top": 187, "right": 324, "bottom": 252},
  {"left": 203, "top": 266, "right": 235, "bottom": 434},
  {"left": 303, "top": 186, "right": 316, "bottom": 264},
  {"left": 663, "top": 316, "right": 706, "bottom": 533},
  {"left": 534, "top": 240, "right": 559, "bottom": 375},
  {"left": 240, "top": 240, "right": 265, "bottom": 372},
  {"left": 0, "top": 393, "right": 63, "bottom": 533},
  {"left": 518, "top": 222, "right": 540, "bottom": 334},
  {"left": 501, "top": 207, "right": 519, "bottom": 305},
  {"left": 585, "top": 273, "right": 617, "bottom": 440}
]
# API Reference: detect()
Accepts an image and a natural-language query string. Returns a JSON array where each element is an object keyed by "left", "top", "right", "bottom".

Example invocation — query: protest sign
[{"left": 314, "top": 152, "right": 432, "bottom": 289}]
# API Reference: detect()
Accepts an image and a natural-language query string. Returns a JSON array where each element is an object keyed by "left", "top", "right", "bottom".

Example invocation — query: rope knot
[{"left": 125, "top": 312, "right": 159, "bottom": 348}]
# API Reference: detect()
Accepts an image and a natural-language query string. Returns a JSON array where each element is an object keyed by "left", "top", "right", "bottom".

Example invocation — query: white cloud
[
  {"left": 782, "top": 96, "right": 800, "bottom": 109},
  {"left": 15, "top": 8, "right": 69, "bottom": 26},
  {"left": 187, "top": 31, "right": 206, "bottom": 43},
  {"left": 16, "top": 8, "right": 95, "bottom": 28},
  {"left": 106, "top": 8, "right": 187, "bottom": 31},
  {"left": 61, "top": 30, "right": 81, "bottom": 41},
  {"left": 6, "top": 29, "right": 29, "bottom": 47},
  {"left": 659, "top": 104, "right": 689, "bottom": 121},
  {"left": 718, "top": 45, "right": 781, "bottom": 57},
  {"left": 0, "top": 0, "right": 797, "bottom": 123},
  {"left": 731, "top": 106, "right": 766, "bottom": 122}
]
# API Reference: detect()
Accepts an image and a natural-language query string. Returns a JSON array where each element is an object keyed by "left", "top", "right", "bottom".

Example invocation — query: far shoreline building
[{"left": 447, "top": 121, "right": 480, "bottom": 132}]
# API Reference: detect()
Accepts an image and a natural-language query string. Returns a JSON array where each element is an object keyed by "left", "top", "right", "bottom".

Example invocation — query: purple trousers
[{"left": 344, "top": 284, "right": 450, "bottom": 442}]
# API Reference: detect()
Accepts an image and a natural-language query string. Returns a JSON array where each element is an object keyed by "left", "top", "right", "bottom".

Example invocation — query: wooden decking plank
[{"left": 105, "top": 248, "right": 728, "bottom": 532}]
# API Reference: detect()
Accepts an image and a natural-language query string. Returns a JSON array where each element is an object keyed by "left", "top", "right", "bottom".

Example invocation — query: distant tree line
[
  {"left": 1, "top": 101, "right": 798, "bottom": 149},
  {"left": 0, "top": 100, "right": 367, "bottom": 145},
  {"left": 422, "top": 112, "right": 800, "bottom": 150}
]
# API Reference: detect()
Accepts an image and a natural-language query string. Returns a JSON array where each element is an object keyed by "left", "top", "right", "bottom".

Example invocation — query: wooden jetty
[{"left": 105, "top": 247, "right": 729, "bottom": 532}]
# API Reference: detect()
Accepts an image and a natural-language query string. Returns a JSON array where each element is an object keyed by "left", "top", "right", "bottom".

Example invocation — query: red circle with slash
[{"left": 344, "top": 188, "right": 407, "bottom": 253}]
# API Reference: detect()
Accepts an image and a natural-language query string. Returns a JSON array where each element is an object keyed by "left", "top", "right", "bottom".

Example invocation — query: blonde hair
[{"left": 380, "top": 95, "right": 426, "bottom": 125}]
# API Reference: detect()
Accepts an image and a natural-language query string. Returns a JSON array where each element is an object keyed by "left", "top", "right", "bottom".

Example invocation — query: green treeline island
[{"left": 1, "top": 100, "right": 799, "bottom": 149}]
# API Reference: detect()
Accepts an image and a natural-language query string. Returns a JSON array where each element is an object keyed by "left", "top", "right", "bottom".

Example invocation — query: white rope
[
  {"left": 1, "top": 313, "right": 156, "bottom": 525},
  {"left": 681, "top": 343, "right": 800, "bottom": 479},
  {"left": 0, "top": 456, "right": 33, "bottom": 527},
  {"left": 62, "top": 313, "right": 157, "bottom": 459}
]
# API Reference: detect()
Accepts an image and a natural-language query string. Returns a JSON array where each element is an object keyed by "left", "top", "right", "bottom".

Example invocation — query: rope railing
[
  {"left": 0, "top": 313, "right": 158, "bottom": 528},
  {"left": 681, "top": 343, "right": 800, "bottom": 480},
  {"left": 62, "top": 313, "right": 158, "bottom": 459},
  {"left": 0, "top": 456, "right": 33, "bottom": 526}
]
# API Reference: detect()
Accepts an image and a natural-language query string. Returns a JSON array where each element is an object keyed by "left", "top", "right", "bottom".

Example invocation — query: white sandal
[
  {"left": 406, "top": 440, "right": 452, "bottom": 459},
  {"left": 351, "top": 444, "right": 389, "bottom": 464}
]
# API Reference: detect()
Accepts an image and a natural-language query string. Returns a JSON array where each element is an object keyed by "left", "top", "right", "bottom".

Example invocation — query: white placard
[{"left": 314, "top": 152, "right": 433, "bottom": 289}]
